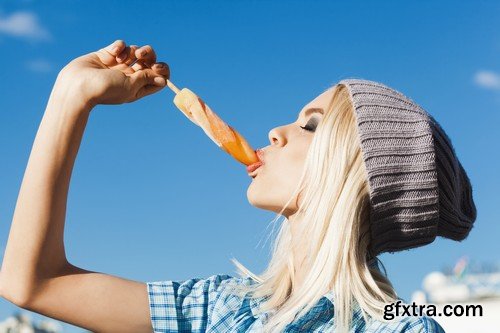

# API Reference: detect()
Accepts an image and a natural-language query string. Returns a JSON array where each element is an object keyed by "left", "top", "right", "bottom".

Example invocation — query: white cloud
[
  {"left": 474, "top": 70, "right": 500, "bottom": 91},
  {"left": 26, "top": 59, "right": 52, "bottom": 73},
  {"left": 0, "top": 11, "right": 51, "bottom": 41}
]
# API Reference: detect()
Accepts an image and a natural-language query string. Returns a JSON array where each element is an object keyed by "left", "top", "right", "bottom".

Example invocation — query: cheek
[{"left": 269, "top": 142, "right": 310, "bottom": 187}]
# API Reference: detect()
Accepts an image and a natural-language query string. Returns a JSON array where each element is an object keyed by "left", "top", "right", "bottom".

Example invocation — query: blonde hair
[{"left": 230, "top": 84, "right": 399, "bottom": 332}]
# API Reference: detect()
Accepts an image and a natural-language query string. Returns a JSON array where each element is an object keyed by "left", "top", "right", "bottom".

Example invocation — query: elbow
[
  {"left": 0, "top": 260, "right": 72, "bottom": 309},
  {"left": 1, "top": 289, "right": 33, "bottom": 309},
  {"left": 0, "top": 272, "right": 37, "bottom": 308}
]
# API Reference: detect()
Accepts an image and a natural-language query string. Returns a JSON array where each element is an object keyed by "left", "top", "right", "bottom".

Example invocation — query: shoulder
[
  {"left": 146, "top": 273, "right": 244, "bottom": 300},
  {"left": 146, "top": 273, "right": 254, "bottom": 309},
  {"left": 146, "top": 274, "right": 254, "bottom": 332}
]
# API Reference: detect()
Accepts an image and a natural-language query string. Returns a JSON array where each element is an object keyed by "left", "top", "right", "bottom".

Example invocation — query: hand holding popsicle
[{"left": 54, "top": 41, "right": 170, "bottom": 108}]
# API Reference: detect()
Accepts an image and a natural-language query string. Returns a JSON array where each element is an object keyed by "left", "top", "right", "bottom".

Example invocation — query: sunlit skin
[{"left": 247, "top": 87, "right": 336, "bottom": 288}]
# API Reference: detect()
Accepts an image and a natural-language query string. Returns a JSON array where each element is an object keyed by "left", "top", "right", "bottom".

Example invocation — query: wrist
[{"left": 51, "top": 70, "right": 96, "bottom": 114}]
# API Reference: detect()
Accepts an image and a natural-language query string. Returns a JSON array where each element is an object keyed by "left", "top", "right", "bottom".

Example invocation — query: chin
[
  {"left": 246, "top": 184, "right": 261, "bottom": 207},
  {"left": 246, "top": 186, "right": 286, "bottom": 214}
]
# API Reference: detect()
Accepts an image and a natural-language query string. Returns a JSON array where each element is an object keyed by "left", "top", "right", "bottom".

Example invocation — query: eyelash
[
  {"left": 299, "top": 119, "right": 318, "bottom": 132},
  {"left": 300, "top": 125, "right": 315, "bottom": 132}
]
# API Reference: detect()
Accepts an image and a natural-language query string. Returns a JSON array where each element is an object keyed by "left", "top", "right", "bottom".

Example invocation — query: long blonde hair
[{"left": 231, "top": 83, "right": 399, "bottom": 332}]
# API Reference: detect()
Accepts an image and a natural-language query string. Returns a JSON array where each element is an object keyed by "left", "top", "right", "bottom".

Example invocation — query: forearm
[{"left": 1, "top": 76, "right": 92, "bottom": 297}]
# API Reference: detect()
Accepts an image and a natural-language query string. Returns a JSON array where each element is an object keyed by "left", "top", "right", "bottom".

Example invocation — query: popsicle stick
[
  {"left": 166, "top": 80, "right": 181, "bottom": 94},
  {"left": 128, "top": 58, "right": 140, "bottom": 67}
]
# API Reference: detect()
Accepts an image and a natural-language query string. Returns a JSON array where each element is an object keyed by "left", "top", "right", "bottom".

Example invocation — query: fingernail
[
  {"left": 139, "top": 49, "right": 147, "bottom": 57},
  {"left": 154, "top": 77, "right": 166, "bottom": 86}
]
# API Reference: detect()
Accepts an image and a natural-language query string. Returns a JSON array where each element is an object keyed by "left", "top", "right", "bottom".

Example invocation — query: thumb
[
  {"left": 130, "top": 69, "right": 167, "bottom": 88},
  {"left": 129, "top": 69, "right": 167, "bottom": 100}
]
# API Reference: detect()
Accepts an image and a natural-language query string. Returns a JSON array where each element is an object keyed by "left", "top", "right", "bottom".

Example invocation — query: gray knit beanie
[{"left": 337, "top": 78, "right": 477, "bottom": 256}]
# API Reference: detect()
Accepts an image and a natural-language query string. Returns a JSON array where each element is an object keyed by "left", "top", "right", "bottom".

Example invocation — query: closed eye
[
  {"left": 299, "top": 117, "right": 319, "bottom": 132},
  {"left": 300, "top": 125, "right": 315, "bottom": 132}
]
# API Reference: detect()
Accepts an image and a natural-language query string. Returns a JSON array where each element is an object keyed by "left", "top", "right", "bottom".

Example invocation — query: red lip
[
  {"left": 247, "top": 149, "right": 265, "bottom": 175},
  {"left": 247, "top": 161, "right": 263, "bottom": 173}
]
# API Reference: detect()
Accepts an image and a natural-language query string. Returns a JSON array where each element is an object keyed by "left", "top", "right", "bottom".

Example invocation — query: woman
[{"left": 0, "top": 40, "right": 475, "bottom": 332}]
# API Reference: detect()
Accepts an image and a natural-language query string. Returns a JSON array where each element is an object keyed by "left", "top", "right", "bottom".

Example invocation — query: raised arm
[{"left": 0, "top": 40, "right": 170, "bottom": 333}]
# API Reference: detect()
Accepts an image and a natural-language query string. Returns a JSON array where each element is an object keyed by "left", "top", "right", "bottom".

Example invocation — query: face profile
[{"left": 246, "top": 87, "right": 333, "bottom": 218}]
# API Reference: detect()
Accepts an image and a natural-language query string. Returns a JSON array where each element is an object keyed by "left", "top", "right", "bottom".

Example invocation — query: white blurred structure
[
  {"left": 411, "top": 256, "right": 500, "bottom": 333},
  {"left": 0, "top": 312, "right": 62, "bottom": 333}
]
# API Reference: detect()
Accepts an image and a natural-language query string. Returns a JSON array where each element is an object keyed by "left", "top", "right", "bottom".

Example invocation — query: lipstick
[
  {"left": 247, "top": 149, "right": 264, "bottom": 174},
  {"left": 247, "top": 161, "right": 263, "bottom": 173}
]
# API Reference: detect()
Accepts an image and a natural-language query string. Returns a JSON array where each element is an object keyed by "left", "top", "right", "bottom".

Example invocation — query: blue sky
[{"left": 0, "top": 1, "right": 499, "bottom": 331}]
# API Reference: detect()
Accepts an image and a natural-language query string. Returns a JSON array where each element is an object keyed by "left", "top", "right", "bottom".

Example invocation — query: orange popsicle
[{"left": 168, "top": 82, "right": 259, "bottom": 166}]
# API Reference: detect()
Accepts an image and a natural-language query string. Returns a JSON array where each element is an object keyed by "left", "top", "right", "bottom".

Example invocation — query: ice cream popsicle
[{"left": 166, "top": 80, "right": 259, "bottom": 166}]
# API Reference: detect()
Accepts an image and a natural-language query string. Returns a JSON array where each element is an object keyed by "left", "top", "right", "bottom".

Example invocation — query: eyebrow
[{"left": 299, "top": 107, "right": 324, "bottom": 120}]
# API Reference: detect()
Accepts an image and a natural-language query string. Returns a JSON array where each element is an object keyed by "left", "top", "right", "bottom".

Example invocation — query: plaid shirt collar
[{"left": 244, "top": 258, "right": 382, "bottom": 319}]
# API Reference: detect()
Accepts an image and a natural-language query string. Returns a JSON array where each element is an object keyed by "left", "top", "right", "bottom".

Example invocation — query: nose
[{"left": 268, "top": 125, "right": 287, "bottom": 147}]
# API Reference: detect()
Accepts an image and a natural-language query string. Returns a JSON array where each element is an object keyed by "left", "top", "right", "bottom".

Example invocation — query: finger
[
  {"left": 134, "top": 45, "right": 157, "bottom": 67},
  {"left": 129, "top": 68, "right": 167, "bottom": 90},
  {"left": 96, "top": 40, "right": 127, "bottom": 66},
  {"left": 106, "top": 40, "right": 127, "bottom": 56},
  {"left": 116, "top": 46, "right": 130, "bottom": 64},
  {"left": 135, "top": 84, "right": 165, "bottom": 100},
  {"left": 132, "top": 60, "right": 159, "bottom": 72},
  {"left": 131, "top": 59, "right": 147, "bottom": 72},
  {"left": 151, "top": 62, "right": 170, "bottom": 79},
  {"left": 117, "top": 45, "right": 140, "bottom": 64},
  {"left": 116, "top": 46, "right": 131, "bottom": 64},
  {"left": 127, "top": 45, "right": 139, "bottom": 65},
  {"left": 129, "top": 69, "right": 166, "bottom": 100}
]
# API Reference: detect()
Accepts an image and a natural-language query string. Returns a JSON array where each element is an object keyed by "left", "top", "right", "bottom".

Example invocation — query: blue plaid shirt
[{"left": 146, "top": 262, "right": 445, "bottom": 332}]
